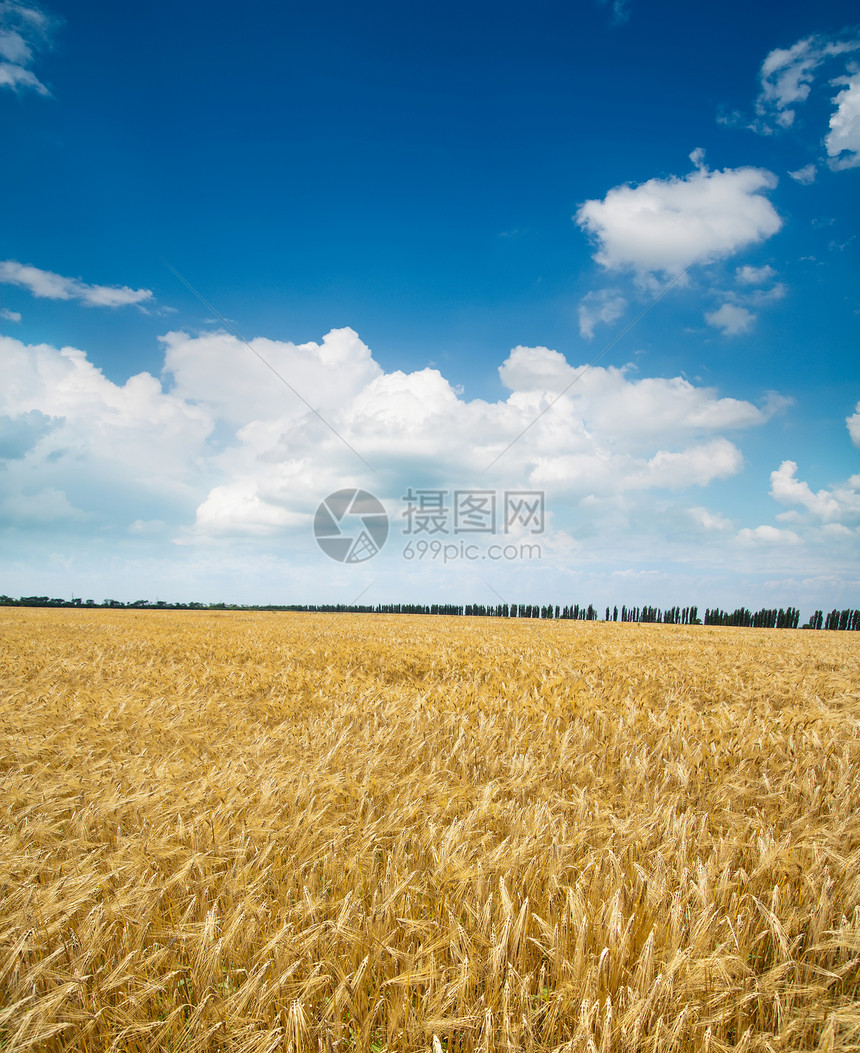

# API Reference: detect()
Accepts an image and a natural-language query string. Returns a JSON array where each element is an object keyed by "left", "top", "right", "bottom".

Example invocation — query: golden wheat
[{"left": 0, "top": 608, "right": 859, "bottom": 1052}]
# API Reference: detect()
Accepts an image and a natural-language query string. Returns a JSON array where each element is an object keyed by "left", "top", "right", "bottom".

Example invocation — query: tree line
[
  {"left": 704, "top": 606, "right": 800, "bottom": 628},
  {"left": 2, "top": 594, "right": 858, "bottom": 630}
]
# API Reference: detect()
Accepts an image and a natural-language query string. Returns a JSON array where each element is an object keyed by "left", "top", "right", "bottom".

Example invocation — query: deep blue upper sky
[{"left": 0, "top": 0, "right": 858, "bottom": 607}]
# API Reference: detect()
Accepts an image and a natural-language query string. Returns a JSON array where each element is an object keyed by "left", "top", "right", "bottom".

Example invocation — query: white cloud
[
  {"left": 0, "top": 307, "right": 21, "bottom": 322},
  {"left": 624, "top": 439, "right": 743, "bottom": 491},
  {"left": 576, "top": 162, "right": 782, "bottom": 277},
  {"left": 161, "top": 326, "right": 382, "bottom": 428},
  {"left": 770, "top": 460, "right": 839, "bottom": 518},
  {"left": 193, "top": 481, "right": 308, "bottom": 537},
  {"left": 0, "top": 260, "right": 153, "bottom": 308},
  {"left": 752, "top": 33, "right": 860, "bottom": 172},
  {"left": 5, "top": 323, "right": 856, "bottom": 607},
  {"left": 688, "top": 505, "right": 733, "bottom": 531},
  {"left": 822, "top": 522, "right": 855, "bottom": 538},
  {"left": 0, "top": 59, "right": 41, "bottom": 91},
  {"left": 19, "top": 324, "right": 856, "bottom": 609},
  {"left": 498, "top": 345, "right": 573, "bottom": 393},
  {"left": 734, "top": 429, "right": 860, "bottom": 560},
  {"left": 577, "top": 288, "right": 627, "bottom": 339},
  {"left": 825, "top": 75, "right": 860, "bottom": 170},
  {"left": 737, "top": 524, "right": 801, "bottom": 544},
  {"left": 770, "top": 460, "right": 860, "bottom": 523},
  {"left": 746, "top": 283, "right": 786, "bottom": 306},
  {"left": 755, "top": 34, "right": 860, "bottom": 131},
  {"left": 0, "top": 334, "right": 213, "bottom": 499},
  {"left": 0, "top": 325, "right": 785, "bottom": 548},
  {"left": 848, "top": 401, "right": 860, "bottom": 447},
  {"left": 529, "top": 437, "right": 743, "bottom": 495},
  {"left": 759, "top": 38, "right": 825, "bottom": 117},
  {"left": 0, "top": 2, "right": 55, "bottom": 96},
  {"left": 704, "top": 275, "right": 785, "bottom": 335},
  {"left": 181, "top": 335, "right": 785, "bottom": 539},
  {"left": 736, "top": 264, "right": 776, "bottom": 284},
  {"left": 0, "top": 25, "right": 30, "bottom": 62},
  {"left": 788, "top": 163, "right": 817, "bottom": 185},
  {"left": 701, "top": 269, "right": 785, "bottom": 336},
  {"left": 496, "top": 345, "right": 780, "bottom": 437},
  {"left": 705, "top": 303, "right": 755, "bottom": 336}
]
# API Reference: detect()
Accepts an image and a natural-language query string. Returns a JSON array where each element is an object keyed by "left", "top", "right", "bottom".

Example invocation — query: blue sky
[{"left": 1, "top": 0, "right": 858, "bottom": 612}]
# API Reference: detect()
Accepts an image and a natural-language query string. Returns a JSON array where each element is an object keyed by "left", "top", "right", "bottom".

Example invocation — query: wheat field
[{"left": 1, "top": 609, "right": 859, "bottom": 1052}]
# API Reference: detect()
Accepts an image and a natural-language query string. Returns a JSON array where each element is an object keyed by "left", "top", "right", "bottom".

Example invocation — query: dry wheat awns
[{"left": 0, "top": 609, "right": 859, "bottom": 1051}]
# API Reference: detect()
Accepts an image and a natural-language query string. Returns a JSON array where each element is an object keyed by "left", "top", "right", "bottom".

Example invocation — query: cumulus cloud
[
  {"left": 770, "top": 460, "right": 860, "bottom": 523},
  {"left": 193, "top": 481, "right": 308, "bottom": 537},
  {"left": 161, "top": 326, "right": 381, "bottom": 428},
  {"left": 186, "top": 335, "right": 787, "bottom": 538},
  {"left": 0, "top": 1, "right": 55, "bottom": 96},
  {"left": 0, "top": 260, "right": 153, "bottom": 308},
  {"left": 497, "top": 345, "right": 782, "bottom": 435},
  {"left": 577, "top": 288, "right": 627, "bottom": 339},
  {"left": 576, "top": 161, "right": 782, "bottom": 277},
  {"left": 0, "top": 327, "right": 786, "bottom": 545},
  {"left": 0, "top": 334, "right": 213, "bottom": 501},
  {"left": 737, "top": 524, "right": 801, "bottom": 544},
  {"left": 825, "top": 74, "right": 860, "bottom": 169},
  {"left": 771, "top": 461, "right": 840, "bottom": 518},
  {"left": 0, "top": 307, "right": 21, "bottom": 322},
  {"left": 734, "top": 423, "right": 860, "bottom": 557},
  {"left": 705, "top": 303, "right": 755, "bottom": 336}
]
